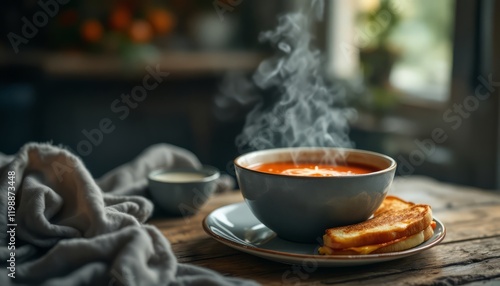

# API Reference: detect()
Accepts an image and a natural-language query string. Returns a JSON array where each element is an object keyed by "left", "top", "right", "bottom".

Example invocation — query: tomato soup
[{"left": 249, "top": 162, "right": 376, "bottom": 176}]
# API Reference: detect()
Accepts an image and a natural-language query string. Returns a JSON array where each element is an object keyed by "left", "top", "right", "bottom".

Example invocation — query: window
[
  {"left": 326, "top": 0, "right": 500, "bottom": 189},
  {"left": 328, "top": 0, "right": 455, "bottom": 104}
]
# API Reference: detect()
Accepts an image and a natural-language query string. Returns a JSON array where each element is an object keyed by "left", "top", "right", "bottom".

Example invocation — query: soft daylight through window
[{"left": 330, "top": 0, "right": 455, "bottom": 106}]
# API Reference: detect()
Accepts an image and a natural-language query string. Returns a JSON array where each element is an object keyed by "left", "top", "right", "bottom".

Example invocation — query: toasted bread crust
[
  {"left": 318, "top": 224, "right": 434, "bottom": 255},
  {"left": 323, "top": 204, "right": 433, "bottom": 249},
  {"left": 373, "top": 195, "right": 415, "bottom": 217}
]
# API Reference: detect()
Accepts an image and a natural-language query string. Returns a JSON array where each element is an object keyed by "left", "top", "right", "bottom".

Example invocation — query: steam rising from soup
[{"left": 214, "top": 1, "right": 355, "bottom": 157}]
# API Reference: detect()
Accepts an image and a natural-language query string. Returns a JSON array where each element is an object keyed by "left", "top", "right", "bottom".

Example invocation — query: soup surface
[{"left": 249, "top": 162, "right": 376, "bottom": 176}]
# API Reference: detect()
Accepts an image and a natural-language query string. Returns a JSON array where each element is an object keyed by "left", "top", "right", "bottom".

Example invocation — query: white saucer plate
[{"left": 202, "top": 202, "right": 446, "bottom": 267}]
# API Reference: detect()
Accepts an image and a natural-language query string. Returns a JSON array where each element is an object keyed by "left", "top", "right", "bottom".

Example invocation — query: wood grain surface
[{"left": 149, "top": 176, "right": 500, "bottom": 285}]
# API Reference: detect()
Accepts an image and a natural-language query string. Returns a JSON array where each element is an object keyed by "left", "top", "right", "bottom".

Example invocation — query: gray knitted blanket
[{"left": 0, "top": 143, "right": 257, "bottom": 286}]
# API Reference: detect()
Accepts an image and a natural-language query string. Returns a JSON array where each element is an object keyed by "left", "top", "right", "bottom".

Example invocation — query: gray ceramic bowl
[
  {"left": 234, "top": 147, "right": 396, "bottom": 243},
  {"left": 148, "top": 166, "right": 220, "bottom": 216}
]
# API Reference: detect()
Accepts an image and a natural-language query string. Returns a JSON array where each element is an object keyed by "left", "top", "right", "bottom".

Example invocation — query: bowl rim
[
  {"left": 233, "top": 147, "right": 396, "bottom": 178},
  {"left": 148, "top": 165, "right": 220, "bottom": 184}
]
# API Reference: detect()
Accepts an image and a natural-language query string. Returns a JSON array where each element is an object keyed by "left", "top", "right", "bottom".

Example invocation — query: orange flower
[
  {"left": 109, "top": 6, "right": 132, "bottom": 31},
  {"left": 81, "top": 19, "right": 103, "bottom": 43},
  {"left": 129, "top": 20, "right": 153, "bottom": 43},
  {"left": 147, "top": 8, "right": 176, "bottom": 36}
]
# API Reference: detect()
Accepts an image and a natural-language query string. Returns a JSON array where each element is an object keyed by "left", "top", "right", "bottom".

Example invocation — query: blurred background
[{"left": 0, "top": 0, "right": 498, "bottom": 189}]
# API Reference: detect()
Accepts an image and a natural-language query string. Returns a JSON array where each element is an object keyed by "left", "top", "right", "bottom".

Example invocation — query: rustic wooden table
[{"left": 150, "top": 176, "right": 500, "bottom": 285}]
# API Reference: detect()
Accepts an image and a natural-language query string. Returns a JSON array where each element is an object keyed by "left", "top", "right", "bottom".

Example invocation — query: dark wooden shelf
[{"left": 0, "top": 50, "right": 266, "bottom": 79}]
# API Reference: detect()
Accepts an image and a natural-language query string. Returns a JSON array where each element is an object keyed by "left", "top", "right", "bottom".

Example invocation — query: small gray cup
[{"left": 148, "top": 166, "right": 220, "bottom": 216}]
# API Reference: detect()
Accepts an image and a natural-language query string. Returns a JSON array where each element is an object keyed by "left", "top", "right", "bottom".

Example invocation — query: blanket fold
[{"left": 0, "top": 143, "right": 256, "bottom": 286}]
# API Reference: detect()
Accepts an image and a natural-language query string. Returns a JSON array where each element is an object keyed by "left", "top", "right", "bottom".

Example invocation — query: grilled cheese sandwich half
[{"left": 319, "top": 196, "right": 435, "bottom": 255}]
